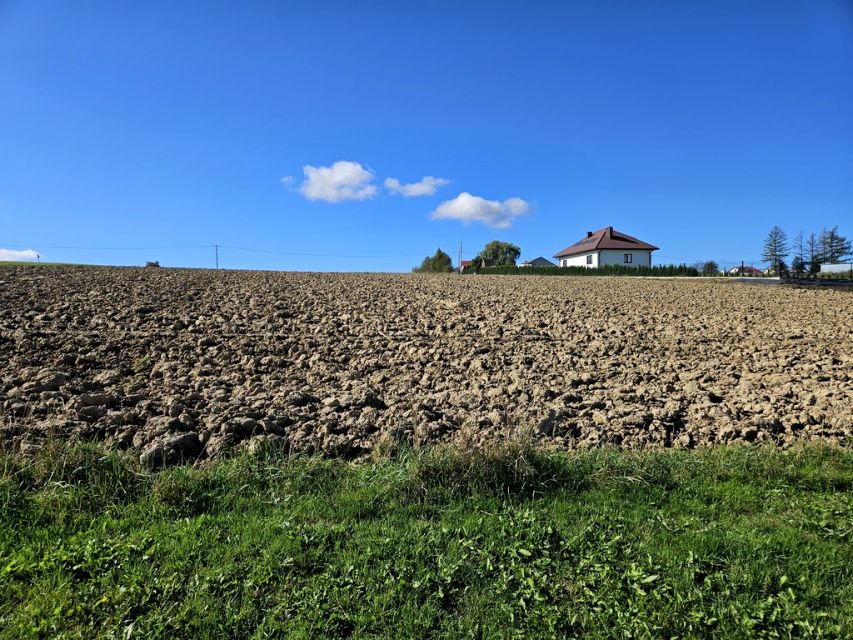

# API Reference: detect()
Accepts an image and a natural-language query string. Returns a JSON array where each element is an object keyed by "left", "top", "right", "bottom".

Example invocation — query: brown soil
[{"left": 1, "top": 266, "right": 850, "bottom": 466}]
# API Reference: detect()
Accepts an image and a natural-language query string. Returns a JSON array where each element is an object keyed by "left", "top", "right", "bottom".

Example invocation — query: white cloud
[
  {"left": 430, "top": 192, "right": 533, "bottom": 228},
  {"left": 0, "top": 248, "right": 39, "bottom": 261},
  {"left": 280, "top": 175, "right": 295, "bottom": 186},
  {"left": 385, "top": 176, "right": 450, "bottom": 197},
  {"left": 299, "top": 161, "right": 377, "bottom": 202}
]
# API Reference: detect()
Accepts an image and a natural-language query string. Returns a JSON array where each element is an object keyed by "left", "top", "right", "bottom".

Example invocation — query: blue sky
[{"left": 1, "top": 1, "right": 852, "bottom": 271}]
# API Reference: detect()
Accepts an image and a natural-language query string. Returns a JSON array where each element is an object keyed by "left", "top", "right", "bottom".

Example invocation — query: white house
[{"left": 554, "top": 227, "right": 659, "bottom": 268}]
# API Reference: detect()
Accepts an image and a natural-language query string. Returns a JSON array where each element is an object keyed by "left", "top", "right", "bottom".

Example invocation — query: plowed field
[{"left": 2, "top": 267, "right": 850, "bottom": 466}]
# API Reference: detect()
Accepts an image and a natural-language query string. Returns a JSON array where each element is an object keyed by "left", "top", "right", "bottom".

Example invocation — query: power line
[
  {"left": 219, "top": 245, "right": 429, "bottom": 259},
  {"left": 2, "top": 242, "right": 430, "bottom": 259},
  {"left": 1, "top": 243, "right": 212, "bottom": 251}
]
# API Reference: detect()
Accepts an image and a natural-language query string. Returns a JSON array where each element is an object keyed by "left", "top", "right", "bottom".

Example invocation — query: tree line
[
  {"left": 763, "top": 226, "right": 851, "bottom": 277},
  {"left": 412, "top": 241, "right": 521, "bottom": 273},
  {"left": 414, "top": 226, "right": 851, "bottom": 277},
  {"left": 413, "top": 239, "right": 697, "bottom": 276}
]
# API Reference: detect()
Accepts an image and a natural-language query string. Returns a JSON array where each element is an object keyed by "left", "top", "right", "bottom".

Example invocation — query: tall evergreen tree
[
  {"left": 790, "top": 231, "right": 805, "bottom": 276},
  {"left": 791, "top": 256, "right": 804, "bottom": 277},
  {"left": 805, "top": 232, "right": 821, "bottom": 275},
  {"left": 793, "top": 230, "right": 804, "bottom": 264},
  {"left": 817, "top": 226, "right": 851, "bottom": 264},
  {"left": 762, "top": 226, "right": 789, "bottom": 276}
]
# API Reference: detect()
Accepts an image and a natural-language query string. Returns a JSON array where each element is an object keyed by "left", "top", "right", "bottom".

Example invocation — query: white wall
[
  {"left": 560, "top": 252, "right": 597, "bottom": 268},
  {"left": 598, "top": 249, "right": 653, "bottom": 267},
  {"left": 820, "top": 263, "right": 853, "bottom": 274},
  {"left": 558, "top": 250, "right": 653, "bottom": 268}
]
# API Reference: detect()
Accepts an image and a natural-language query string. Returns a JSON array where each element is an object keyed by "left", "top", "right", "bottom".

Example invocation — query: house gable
[{"left": 520, "top": 256, "right": 555, "bottom": 267}]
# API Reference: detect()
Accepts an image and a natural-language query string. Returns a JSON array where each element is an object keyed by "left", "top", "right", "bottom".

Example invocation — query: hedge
[{"left": 464, "top": 264, "right": 700, "bottom": 277}]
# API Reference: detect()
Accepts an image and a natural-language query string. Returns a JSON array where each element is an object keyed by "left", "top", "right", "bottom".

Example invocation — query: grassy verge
[{"left": 1, "top": 442, "right": 851, "bottom": 638}]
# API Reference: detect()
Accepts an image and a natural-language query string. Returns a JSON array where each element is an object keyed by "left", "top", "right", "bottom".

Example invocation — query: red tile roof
[
  {"left": 727, "top": 265, "right": 762, "bottom": 275},
  {"left": 554, "top": 227, "right": 659, "bottom": 258}
]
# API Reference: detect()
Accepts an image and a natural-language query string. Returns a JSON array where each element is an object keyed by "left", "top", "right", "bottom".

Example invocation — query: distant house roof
[
  {"left": 461, "top": 260, "right": 473, "bottom": 267},
  {"left": 727, "top": 265, "right": 762, "bottom": 275},
  {"left": 554, "top": 227, "right": 659, "bottom": 258},
  {"left": 520, "top": 256, "right": 555, "bottom": 267}
]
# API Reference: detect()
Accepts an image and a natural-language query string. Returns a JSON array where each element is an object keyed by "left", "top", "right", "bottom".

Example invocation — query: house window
[
  {"left": 586, "top": 254, "right": 593, "bottom": 265},
  {"left": 624, "top": 253, "right": 633, "bottom": 264}
]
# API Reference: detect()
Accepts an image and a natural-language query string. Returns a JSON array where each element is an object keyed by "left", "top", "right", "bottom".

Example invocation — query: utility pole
[
  {"left": 215, "top": 244, "right": 219, "bottom": 269},
  {"left": 458, "top": 241, "right": 463, "bottom": 274}
]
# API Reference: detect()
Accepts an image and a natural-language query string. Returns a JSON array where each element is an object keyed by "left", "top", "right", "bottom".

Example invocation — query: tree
[
  {"left": 474, "top": 240, "right": 521, "bottom": 267},
  {"left": 762, "top": 226, "right": 789, "bottom": 276},
  {"left": 791, "top": 256, "right": 804, "bottom": 277},
  {"left": 806, "top": 232, "right": 821, "bottom": 276},
  {"left": 701, "top": 260, "right": 719, "bottom": 276},
  {"left": 818, "top": 226, "right": 852, "bottom": 264},
  {"left": 793, "top": 231, "right": 804, "bottom": 266},
  {"left": 413, "top": 248, "right": 454, "bottom": 273}
]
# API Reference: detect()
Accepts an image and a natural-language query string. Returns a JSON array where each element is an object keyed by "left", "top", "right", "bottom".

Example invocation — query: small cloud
[
  {"left": 299, "top": 160, "right": 377, "bottom": 203},
  {"left": 385, "top": 176, "right": 450, "bottom": 197},
  {"left": 0, "top": 248, "right": 39, "bottom": 261},
  {"left": 280, "top": 175, "right": 295, "bottom": 186},
  {"left": 430, "top": 192, "right": 533, "bottom": 228}
]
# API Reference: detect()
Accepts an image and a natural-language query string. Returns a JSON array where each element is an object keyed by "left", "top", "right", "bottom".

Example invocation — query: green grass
[{"left": 1, "top": 442, "right": 851, "bottom": 638}]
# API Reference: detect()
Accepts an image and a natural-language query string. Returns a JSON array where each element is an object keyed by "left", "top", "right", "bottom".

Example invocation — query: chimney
[
  {"left": 608, "top": 226, "right": 613, "bottom": 235},
  {"left": 586, "top": 231, "right": 592, "bottom": 238}
]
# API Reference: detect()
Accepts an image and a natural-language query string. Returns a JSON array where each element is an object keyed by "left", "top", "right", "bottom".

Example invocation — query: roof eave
[
  {"left": 553, "top": 248, "right": 592, "bottom": 258},
  {"left": 554, "top": 245, "right": 659, "bottom": 258}
]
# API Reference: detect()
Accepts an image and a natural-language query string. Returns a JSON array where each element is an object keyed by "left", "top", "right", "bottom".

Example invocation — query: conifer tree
[{"left": 762, "top": 226, "right": 789, "bottom": 276}]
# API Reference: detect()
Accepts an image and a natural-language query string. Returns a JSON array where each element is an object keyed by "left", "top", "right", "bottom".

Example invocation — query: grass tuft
[{"left": 404, "top": 439, "right": 619, "bottom": 500}]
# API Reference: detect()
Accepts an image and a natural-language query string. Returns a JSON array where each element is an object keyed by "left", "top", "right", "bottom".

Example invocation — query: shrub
[{"left": 413, "top": 249, "right": 454, "bottom": 273}]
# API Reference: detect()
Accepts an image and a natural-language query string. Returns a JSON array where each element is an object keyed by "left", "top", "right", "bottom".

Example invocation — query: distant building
[
  {"left": 727, "top": 265, "right": 763, "bottom": 276},
  {"left": 519, "top": 257, "right": 555, "bottom": 268},
  {"left": 554, "top": 227, "right": 658, "bottom": 268},
  {"left": 820, "top": 263, "right": 853, "bottom": 276},
  {"left": 460, "top": 258, "right": 496, "bottom": 271}
]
